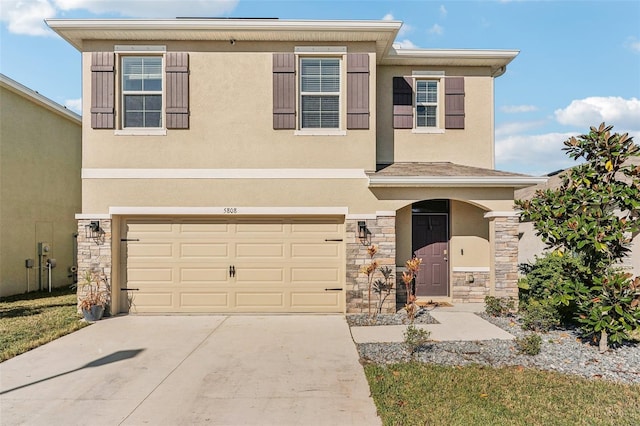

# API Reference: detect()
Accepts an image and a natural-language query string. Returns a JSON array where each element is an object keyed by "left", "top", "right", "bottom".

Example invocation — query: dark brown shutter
[
  {"left": 347, "top": 53, "right": 369, "bottom": 130},
  {"left": 166, "top": 52, "right": 189, "bottom": 129},
  {"left": 273, "top": 53, "right": 295, "bottom": 130},
  {"left": 445, "top": 77, "right": 465, "bottom": 129},
  {"left": 393, "top": 76, "right": 413, "bottom": 129},
  {"left": 90, "top": 52, "right": 115, "bottom": 129}
]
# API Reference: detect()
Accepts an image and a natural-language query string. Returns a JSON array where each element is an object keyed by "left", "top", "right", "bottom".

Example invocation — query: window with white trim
[
  {"left": 121, "top": 56, "right": 163, "bottom": 128},
  {"left": 415, "top": 80, "right": 438, "bottom": 128},
  {"left": 299, "top": 58, "right": 340, "bottom": 129}
]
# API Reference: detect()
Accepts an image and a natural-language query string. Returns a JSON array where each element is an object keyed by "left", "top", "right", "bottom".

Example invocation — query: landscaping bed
[{"left": 355, "top": 311, "right": 640, "bottom": 385}]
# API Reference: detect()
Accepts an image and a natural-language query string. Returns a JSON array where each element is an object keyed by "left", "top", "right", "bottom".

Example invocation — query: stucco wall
[
  {"left": 80, "top": 41, "right": 378, "bottom": 172},
  {"left": 0, "top": 84, "right": 81, "bottom": 297},
  {"left": 376, "top": 65, "right": 495, "bottom": 168}
]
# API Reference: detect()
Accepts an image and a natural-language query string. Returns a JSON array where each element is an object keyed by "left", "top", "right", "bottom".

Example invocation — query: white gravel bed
[{"left": 356, "top": 312, "right": 640, "bottom": 385}]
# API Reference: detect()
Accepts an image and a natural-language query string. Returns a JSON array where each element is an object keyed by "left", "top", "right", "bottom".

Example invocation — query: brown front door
[{"left": 412, "top": 214, "right": 449, "bottom": 297}]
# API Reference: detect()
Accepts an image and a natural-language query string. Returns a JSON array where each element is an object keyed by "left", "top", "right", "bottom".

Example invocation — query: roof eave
[
  {"left": 368, "top": 176, "right": 548, "bottom": 189},
  {"left": 0, "top": 73, "right": 81, "bottom": 124},
  {"left": 381, "top": 48, "right": 519, "bottom": 74},
  {"left": 45, "top": 18, "right": 402, "bottom": 56}
]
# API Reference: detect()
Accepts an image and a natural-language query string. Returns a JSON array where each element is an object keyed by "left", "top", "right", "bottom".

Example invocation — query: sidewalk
[{"left": 350, "top": 304, "right": 515, "bottom": 343}]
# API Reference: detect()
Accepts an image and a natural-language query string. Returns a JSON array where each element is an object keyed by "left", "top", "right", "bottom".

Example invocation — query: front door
[{"left": 412, "top": 214, "right": 449, "bottom": 297}]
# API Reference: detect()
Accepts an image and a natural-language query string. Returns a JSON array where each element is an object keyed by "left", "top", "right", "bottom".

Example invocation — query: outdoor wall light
[
  {"left": 85, "top": 221, "right": 104, "bottom": 244},
  {"left": 357, "top": 221, "right": 371, "bottom": 245}
]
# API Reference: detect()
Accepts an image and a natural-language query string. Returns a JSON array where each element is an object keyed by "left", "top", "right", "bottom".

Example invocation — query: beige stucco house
[
  {"left": 0, "top": 74, "right": 82, "bottom": 297},
  {"left": 47, "top": 18, "right": 545, "bottom": 314}
]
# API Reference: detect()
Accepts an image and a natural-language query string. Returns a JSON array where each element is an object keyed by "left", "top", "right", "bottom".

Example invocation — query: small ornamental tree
[{"left": 516, "top": 123, "right": 640, "bottom": 351}]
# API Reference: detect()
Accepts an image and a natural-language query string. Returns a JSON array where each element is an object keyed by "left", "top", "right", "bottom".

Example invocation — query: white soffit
[
  {"left": 45, "top": 19, "right": 401, "bottom": 60},
  {"left": 383, "top": 48, "right": 519, "bottom": 70}
]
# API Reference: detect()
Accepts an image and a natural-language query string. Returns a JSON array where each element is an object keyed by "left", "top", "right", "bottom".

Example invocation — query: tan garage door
[{"left": 123, "top": 217, "right": 345, "bottom": 313}]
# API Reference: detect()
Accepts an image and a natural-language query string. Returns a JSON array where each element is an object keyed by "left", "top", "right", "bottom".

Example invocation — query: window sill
[
  {"left": 294, "top": 129, "right": 347, "bottom": 136},
  {"left": 411, "top": 128, "right": 445, "bottom": 134},
  {"left": 115, "top": 129, "right": 167, "bottom": 136}
]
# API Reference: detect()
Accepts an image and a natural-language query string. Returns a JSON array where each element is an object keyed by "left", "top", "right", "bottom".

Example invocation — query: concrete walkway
[
  {"left": 350, "top": 304, "right": 515, "bottom": 343},
  {"left": 0, "top": 315, "right": 379, "bottom": 426}
]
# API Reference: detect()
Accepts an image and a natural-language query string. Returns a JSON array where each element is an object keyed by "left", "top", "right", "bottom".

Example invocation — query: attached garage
[{"left": 121, "top": 217, "right": 345, "bottom": 313}]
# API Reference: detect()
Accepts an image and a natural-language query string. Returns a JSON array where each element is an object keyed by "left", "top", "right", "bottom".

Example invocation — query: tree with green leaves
[{"left": 516, "top": 123, "right": 640, "bottom": 351}]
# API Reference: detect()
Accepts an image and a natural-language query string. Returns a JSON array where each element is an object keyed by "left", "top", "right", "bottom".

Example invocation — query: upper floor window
[
  {"left": 122, "top": 56, "right": 163, "bottom": 128},
  {"left": 393, "top": 74, "right": 465, "bottom": 131},
  {"left": 90, "top": 49, "right": 187, "bottom": 132},
  {"left": 415, "top": 80, "right": 438, "bottom": 128},
  {"left": 299, "top": 58, "right": 340, "bottom": 129}
]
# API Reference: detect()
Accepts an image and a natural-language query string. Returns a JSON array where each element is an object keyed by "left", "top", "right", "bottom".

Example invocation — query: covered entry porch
[{"left": 344, "top": 162, "right": 544, "bottom": 313}]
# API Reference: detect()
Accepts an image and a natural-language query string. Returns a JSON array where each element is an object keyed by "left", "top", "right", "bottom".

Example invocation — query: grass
[
  {"left": 0, "top": 288, "right": 88, "bottom": 362},
  {"left": 365, "top": 362, "right": 640, "bottom": 426}
]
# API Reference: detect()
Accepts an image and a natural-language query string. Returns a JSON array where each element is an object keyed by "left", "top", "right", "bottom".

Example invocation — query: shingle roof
[{"left": 367, "top": 162, "right": 546, "bottom": 188}]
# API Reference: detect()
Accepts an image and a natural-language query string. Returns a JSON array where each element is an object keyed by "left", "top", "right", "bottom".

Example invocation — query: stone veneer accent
[
  {"left": 451, "top": 271, "right": 491, "bottom": 303},
  {"left": 491, "top": 215, "right": 520, "bottom": 300},
  {"left": 345, "top": 215, "right": 396, "bottom": 313},
  {"left": 77, "top": 219, "right": 112, "bottom": 313}
]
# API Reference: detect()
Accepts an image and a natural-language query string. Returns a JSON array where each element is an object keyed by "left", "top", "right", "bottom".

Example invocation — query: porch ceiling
[{"left": 367, "top": 162, "right": 548, "bottom": 188}]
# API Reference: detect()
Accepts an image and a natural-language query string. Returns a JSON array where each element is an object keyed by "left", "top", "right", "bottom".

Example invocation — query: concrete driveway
[{"left": 0, "top": 315, "right": 380, "bottom": 426}]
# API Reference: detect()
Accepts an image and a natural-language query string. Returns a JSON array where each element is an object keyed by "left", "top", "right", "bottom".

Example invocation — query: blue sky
[{"left": 1, "top": 0, "right": 639, "bottom": 175}]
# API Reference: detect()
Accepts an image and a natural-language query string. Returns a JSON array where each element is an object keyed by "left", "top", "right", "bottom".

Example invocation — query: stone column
[
  {"left": 345, "top": 213, "right": 396, "bottom": 313},
  {"left": 77, "top": 218, "right": 112, "bottom": 312},
  {"left": 485, "top": 212, "right": 520, "bottom": 300}
]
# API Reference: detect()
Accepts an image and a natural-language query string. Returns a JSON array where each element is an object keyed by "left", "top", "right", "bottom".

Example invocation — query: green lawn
[
  {"left": 365, "top": 362, "right": 640, "bottom": 426},
  {"left": 0, "top": 288, "right": 88, "bottom": 362}
]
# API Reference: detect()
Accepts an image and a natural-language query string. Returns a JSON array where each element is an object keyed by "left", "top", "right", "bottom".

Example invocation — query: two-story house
[
  {"left": 47, "top": 18, "right": 545, "bottom": 314},
  {"left": 1, "top": 74, "right": 81, "bottom": 298}
]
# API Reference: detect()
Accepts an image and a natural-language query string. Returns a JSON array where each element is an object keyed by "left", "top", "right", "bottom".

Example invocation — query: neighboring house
[
  {"left": 47, "top": 18, "right": 545, "bottom": 314},
  {"left": 516, "top": 157, "right": 640, "bottom": 278},
  {"left": 0, "top": 74, "right": 82, "bottom": 297}
]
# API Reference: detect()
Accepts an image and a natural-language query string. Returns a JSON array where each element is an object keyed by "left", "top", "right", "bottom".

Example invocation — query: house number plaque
[{"left": 223, "top": 208, "right": 238, "bottom": 214}]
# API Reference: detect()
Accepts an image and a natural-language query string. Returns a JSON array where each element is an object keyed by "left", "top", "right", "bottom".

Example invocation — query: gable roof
[
  {"left": 45, "top": 18, "right": 518, "bottom": 72},
  {"left": 0, "top": 73, "right": 81, "bottom": 124},
  {"left": 368, "top": 162, "right": 547, "bottom": 188}
]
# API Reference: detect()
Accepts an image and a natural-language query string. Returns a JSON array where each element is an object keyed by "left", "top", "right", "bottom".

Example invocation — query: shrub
[
  {"left": 576, "top": 272, "right": 640, "bottom": 351},
  {"left": 515, "top": 334, "right": 542, "bottom": 355},
  {"left": 404, "top": 324, "right": 431, "bottom": 357},
  {"left": 484, "top": 296, "right": 515, "bottom": 317},
  {"left": 521, "top": 299, "right": 561, "bottom": 332},
  {"left": 518, "top": 253, "right": 587, "bottom": 318}
]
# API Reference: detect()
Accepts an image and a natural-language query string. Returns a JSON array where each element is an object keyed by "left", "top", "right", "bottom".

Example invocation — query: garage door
[{"left": 123, "top": 217, "right": 345, "bottom": 313}]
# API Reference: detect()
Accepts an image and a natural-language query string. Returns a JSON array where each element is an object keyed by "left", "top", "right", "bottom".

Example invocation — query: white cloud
[
  {"left": 428, "top": 23, "right": 443, "bottom": 35},
  {"left": 439, "top": 5, "right": 447, "bottom": 18},
  {"left": 382, "top": 13, "right": 394, "bottom": 21},
  {"left": 554, "top": 97, "right": 640, "bottom": 131},
  {"left": 0, "top": 0, "right": 57, "bottom": 36},
  {"left": 500, "top": 105, "right": 539, "bottom": 114},
  {"left": 625, "top": 36, "right": 640, "bottom": 53},
  {"left": 495, "top": 131, "right": 577, "bottom": 175},
  {"left": 1, "top": 0, "right": 239, "bottom": 35},
  {"left": 393, "top": 39, "right": 418, "bottom": 49},
  {"left": 495, "top": 120, "right": 546, "bottom": 137},
  {"left": 64, "top": 98, "right": 82, "bottom": 114}
]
